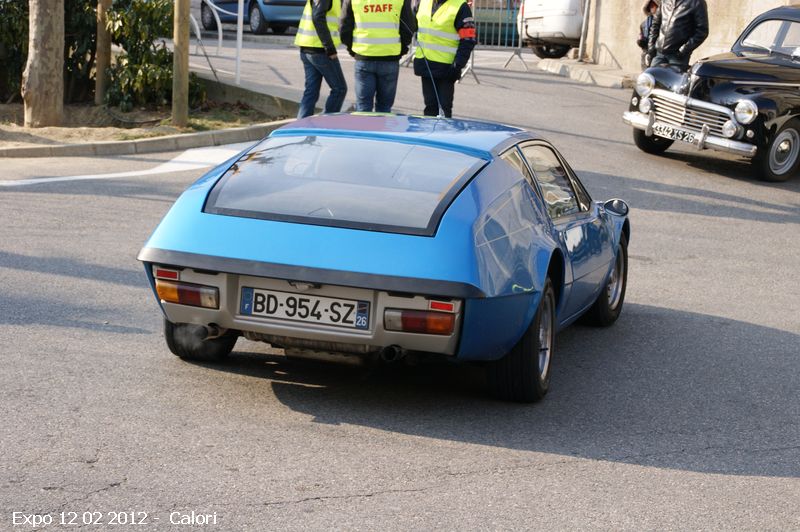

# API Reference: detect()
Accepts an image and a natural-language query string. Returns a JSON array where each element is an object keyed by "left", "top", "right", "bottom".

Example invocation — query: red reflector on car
[
  {"left": 154, "top": 267, "right": 179, "bottom": 280},
  {"left": 429, "top": 300, "right": 454, "bottom": 312},
  {"left": 384, "top": 309, "right": 455, "bottom": 335}
]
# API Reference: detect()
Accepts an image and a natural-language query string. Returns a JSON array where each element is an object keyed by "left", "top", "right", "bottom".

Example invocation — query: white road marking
[{"left": 0, "top": 142, "right": 252, "bottom": 187}]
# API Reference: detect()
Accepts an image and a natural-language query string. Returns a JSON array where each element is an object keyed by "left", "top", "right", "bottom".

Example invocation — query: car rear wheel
[
  {"left": 531, "top": 44, "right": 570, "bottom": 59},
  {"left": 754, "top": 119, "right": 800, "bottom": 182},
  {"left": 583, "top": 233, "right": 628, "bottom": 327},
  {"left": 164, "top": 319, "right": 238, "bottom": 362},
  {"left": 200, "top": 3, "right": 217, "bottom": 31},
  {"left": 633, "top": 128, "right": 674, "bottom": 154},
  {"left": 249, "top": 2, "right": 268, "bottom": 35},
  {"left": 488, "top": 278, "right": 556, "bottom": 403}
]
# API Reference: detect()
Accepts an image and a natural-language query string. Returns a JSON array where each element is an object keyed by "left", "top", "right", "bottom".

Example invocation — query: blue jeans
[
  {"left": 354, "top": 60, "right": 399, "bottom": 113},
  {"left": 298, "top": 51, "right": 347, "bottom": 119}
]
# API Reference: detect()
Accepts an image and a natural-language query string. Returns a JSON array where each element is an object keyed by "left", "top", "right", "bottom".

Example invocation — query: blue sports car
[{"left": 138, "top": 114, "right": 630, "bottom": 402}]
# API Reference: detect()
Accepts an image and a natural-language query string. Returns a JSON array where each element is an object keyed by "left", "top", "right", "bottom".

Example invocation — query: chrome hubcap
[
  {"left": 769, "top": 129, "right": 800, "bottom": 175},
  {"left": 251, "top": 6, "right": 261, "bottom": 28},
  {"left": 606, "top": 248, "right": 625, "bottom": 310},
  {"left": 537, "top": 295, "right": 553, "bottom": 380}
]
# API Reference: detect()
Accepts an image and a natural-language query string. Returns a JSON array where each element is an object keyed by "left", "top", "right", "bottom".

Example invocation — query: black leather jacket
[{"left": 648, "top": 0, "right": 709, "bottom": 56}]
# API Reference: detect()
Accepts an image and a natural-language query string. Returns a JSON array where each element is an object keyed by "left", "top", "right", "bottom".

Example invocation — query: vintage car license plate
[
  {"left": 240, "top": 287, "right": 370, "bottom": 330},
  {"left": 653, "top": 123, "right": 696, "bottom": 143}
]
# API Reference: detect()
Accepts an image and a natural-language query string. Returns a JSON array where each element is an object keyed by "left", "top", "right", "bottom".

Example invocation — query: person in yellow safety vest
[
  {"left": 294, "top": 0, "right": 348, "bottom": 118},
  {"left": 413, "top": 0, "right": 475, "bottom": 118},
  {"left": 340, "top": 0, "right": 416, "bottom": 112}
]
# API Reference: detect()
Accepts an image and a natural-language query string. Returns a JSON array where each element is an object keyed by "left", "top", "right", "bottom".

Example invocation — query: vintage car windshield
[
  {"left": 204, "top": 135, "right": 483, "bottom": 235},
  {"left": 741, "top": 18, "right": 800, "bottom": 55}
]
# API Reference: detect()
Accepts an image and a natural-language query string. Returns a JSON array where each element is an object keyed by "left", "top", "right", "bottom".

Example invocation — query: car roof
[
  {"left": 271, "top": 113, "right": 535, "bottom": 159},
  {"left": 758, "top": 5, "right": 800, "bottom": 22}
]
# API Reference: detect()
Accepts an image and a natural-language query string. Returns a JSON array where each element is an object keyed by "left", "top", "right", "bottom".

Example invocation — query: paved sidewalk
[{"left": 1, "top": 37, "right": 633, "bottom": 158}]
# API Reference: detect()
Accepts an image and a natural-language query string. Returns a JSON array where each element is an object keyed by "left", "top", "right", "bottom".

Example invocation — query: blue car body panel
[{"left": 139, "top": 114, "right": 628, "bottom": 361}]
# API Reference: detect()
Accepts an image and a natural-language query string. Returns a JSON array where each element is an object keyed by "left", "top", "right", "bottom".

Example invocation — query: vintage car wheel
[
  {"left": 531, "top": 44, "right": 570, "bottom": 59},
  {"left": 164, "top": 319, "right": 238, "bottom": 362},
  {"left": 633, "top": 129, "right": 674, "bottom": 155},
  {"left": 488, "top": 278, "right": 556, "bottom": 403},
  {"left": 583, "top": 233, "right": 628, "bottom": 327},
  {"left": 754, "top": 119, "right": 800, "bottom": 182},
  {"left": 200, "top": 3, "right": 217, "bottom": 31},
  {"left": 249, "top": 2, "right": 268, "bottom": 35}
]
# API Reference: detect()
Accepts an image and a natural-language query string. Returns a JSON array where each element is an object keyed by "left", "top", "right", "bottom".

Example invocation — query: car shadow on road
[
  {"left": 201, "top": 303, "right": 800, "bottom": 479},
  {"left": 579, "top": 170, "right": 800, "bottom": 225}
]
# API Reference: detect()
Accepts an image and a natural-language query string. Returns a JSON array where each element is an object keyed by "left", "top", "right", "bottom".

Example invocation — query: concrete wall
[{"left": 585, "top": 0, "right": 793, "bottom": 73}]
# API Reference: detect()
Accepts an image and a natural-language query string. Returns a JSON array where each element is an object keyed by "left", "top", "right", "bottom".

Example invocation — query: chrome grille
[{"left": 652, "top": 93, "right": 729, "bottom": 136}]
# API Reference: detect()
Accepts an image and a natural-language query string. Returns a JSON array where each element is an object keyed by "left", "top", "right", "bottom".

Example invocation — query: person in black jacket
[
  {"left": 647, "top": 0, "right": 708, "bottom": 72},
  {"left": 413, "top": 0, "right": 475, "bottom": 118},
  {"left": 637, "top": 0, "right": 659, "bottom": 69}
]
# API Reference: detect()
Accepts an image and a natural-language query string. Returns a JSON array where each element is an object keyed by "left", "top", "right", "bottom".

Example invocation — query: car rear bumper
[{"left": 623, "top": 110, "right": 758, "bottom": 158}]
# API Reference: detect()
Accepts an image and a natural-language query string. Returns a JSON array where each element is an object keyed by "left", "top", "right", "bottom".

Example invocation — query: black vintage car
[{"left": 623, "top": 5, "right": 800, "bottom": 182}]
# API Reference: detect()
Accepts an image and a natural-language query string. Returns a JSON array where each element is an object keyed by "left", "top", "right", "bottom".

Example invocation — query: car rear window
[{"left": 204, "top": 135, "right": 484, "bottom": 235}]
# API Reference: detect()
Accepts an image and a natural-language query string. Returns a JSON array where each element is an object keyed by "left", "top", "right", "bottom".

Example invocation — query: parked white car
[{"left": 517, "top": 0, "right": 583, "bottom": 58}]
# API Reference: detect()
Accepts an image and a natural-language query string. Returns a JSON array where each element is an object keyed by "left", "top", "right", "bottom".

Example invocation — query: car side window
[
  {"left": 500, "top": 148, "right": 533, "bottom": 181},
  {"left": 520, "top": 145, "right": 581, "bottom": 220}
]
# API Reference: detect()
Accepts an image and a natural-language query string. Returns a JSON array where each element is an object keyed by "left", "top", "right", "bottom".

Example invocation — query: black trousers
[{"left": 421, "top": 76, "right": 456, "bottom": 118}]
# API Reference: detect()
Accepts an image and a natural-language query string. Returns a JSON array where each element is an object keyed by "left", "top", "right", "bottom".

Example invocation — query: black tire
[
  {"left": 271, "top": 24, "right": 288, "bottom": 35},
  {"left": 531, "top": 44, "right": 570, "bottom": 59},
  {"left": 164, "top": 319, "right": 238, "bottom": 362},
  {"left": 249, "top": 2, "right": 268, "bottom": 35},
  {"left": 583, "top": 233, "right": 628, "bottom": 327},
  {"left": 633, "top": 128, "right": 674, "bottom": 155},
  {"left": 200, "top": 3, "right": 217, "bottom": 31},
  {"left": 753, "top": 118, "right": 800, "bottom": 182},
  {"left": 488, "top": 278, "right": 556, "bottom": 403}
]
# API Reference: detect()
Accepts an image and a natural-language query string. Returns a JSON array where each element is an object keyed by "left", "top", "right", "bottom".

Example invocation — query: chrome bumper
[{"left": 623, "top": 111, "right": 758, "bottom": 158}]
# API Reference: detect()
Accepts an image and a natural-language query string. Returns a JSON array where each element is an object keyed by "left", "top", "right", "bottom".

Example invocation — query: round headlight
[
  {"left": 639, "top": 97, "right": 652, "bottom": 114},
  {"left": 635, "top": 73, "right": 656, "bottom": 97},
  {"left": 735, "top": 100, "right": 758, "bottom": 124},
  {"left": 722, "top": 120, "right": 739, "bottom": 138}
]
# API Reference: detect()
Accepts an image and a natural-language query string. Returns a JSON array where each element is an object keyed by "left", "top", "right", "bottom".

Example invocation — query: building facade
[{"left": 584, "top": 0, "right": 794, "bottom": 73}]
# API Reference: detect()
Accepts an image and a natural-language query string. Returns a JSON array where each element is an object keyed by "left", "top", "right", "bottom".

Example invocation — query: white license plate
[
  {"left": 240, "top": 287, "right": 370, "bottom": 330},
  {"left": 653, "top": 123, "right": 696, "bottom": 143}
]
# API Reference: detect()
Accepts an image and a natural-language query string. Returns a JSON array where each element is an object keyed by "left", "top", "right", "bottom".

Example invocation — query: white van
[{"left": 517, "top": 0, "right": 584, "bottom": 59}]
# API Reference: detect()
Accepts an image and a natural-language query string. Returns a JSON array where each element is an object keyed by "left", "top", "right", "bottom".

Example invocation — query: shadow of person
[{"left": 198, "top": 304, "right": 800, "bottom": 479}]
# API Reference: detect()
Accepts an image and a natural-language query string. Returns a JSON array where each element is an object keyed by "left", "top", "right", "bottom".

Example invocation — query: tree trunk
[
  {"left": 22, "top": 0, "right": 65, "bottom": 127},
  {"left": 172, "top": 0, "right": 190, "bottom": 127},
  {"left": 95, "top": 0, "right": 112, "bottom": 106}
]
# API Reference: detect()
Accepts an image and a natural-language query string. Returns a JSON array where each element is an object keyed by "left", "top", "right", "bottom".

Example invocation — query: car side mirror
[{"left": 604, "top": 198, "right": 629, "bottom": 216}]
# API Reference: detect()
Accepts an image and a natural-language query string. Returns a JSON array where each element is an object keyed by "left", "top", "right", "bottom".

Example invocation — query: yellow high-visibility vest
[
  {"left": 415, "top": 0, "right": 464, "bottom": 64},
  {"left": 294, "top": 0, "right": 342, "bottom": 48},
  {"left": 351, "top": 0, "right": 404, "bottom": 56}
]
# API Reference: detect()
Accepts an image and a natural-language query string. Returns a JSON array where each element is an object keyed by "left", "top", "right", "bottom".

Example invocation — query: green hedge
[{"left": 0, "top": 0, "right": 204, "bottom": 110}]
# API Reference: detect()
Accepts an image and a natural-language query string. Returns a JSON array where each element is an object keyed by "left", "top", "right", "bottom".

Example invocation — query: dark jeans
[
  {"left": 650, "top": 51, "right": 690, "bottom": 72},
  {"left": 421, "top": 76, "right": 455, "bottom": 118},
  {"left": 354, "top": 60, "right": 399, "bottom": 113},
  {"left": 298, "top": 51, "right": 347, "bottom": 119}
]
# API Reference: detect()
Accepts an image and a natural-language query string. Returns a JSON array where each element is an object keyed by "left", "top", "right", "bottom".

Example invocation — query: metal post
[
  {"left": 236, "top": 0, "right": 244, "bottom": 84},
  {"left": 502, "top": 0, "right": 528, "bottom": 71},
  {"left": 577, "top": 0, "right": 591, "bottom": 63}
]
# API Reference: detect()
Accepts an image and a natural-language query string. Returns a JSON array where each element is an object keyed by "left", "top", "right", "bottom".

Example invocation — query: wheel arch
[{"left": 547, "top": 248, "right": 565, "bottom": 315}]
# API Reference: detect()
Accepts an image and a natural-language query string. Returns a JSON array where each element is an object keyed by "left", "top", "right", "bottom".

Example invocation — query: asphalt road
[{"left": 1, "top": 58, "right": 799, "bottom": 530}]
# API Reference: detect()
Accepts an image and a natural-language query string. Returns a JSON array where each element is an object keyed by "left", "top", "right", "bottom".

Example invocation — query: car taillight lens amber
[
  {"left": 384, "top": 309, "right": 455, "bottom": 335},
  {"left": 155, "top": 279, "right": 219, "bottom": 309}
]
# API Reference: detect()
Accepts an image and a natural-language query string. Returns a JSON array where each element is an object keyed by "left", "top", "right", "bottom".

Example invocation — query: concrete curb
[
  {"left": 0, "top": 119, "right": 294, "bottom": 159},
  {"left": 537, "top": 58, "right": 636, "bottom": 89}
]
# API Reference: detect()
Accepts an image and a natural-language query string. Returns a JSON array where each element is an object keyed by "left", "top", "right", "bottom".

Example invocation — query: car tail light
[
  {"left": 384, "top": 309, "right": 455, "bottom": 335},
  {"left": 155, "top": 279, "right": 219, "bottom": 309}
]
